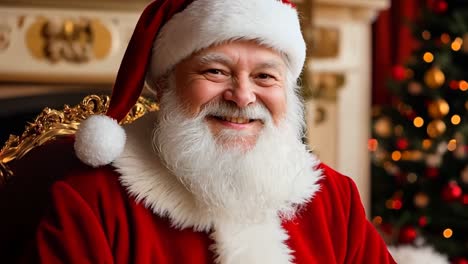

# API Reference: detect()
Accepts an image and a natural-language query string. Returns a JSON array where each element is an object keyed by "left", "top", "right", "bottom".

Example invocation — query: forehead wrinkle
[{"left": 256, "top": 60, "right": 285, "bottom": 73}]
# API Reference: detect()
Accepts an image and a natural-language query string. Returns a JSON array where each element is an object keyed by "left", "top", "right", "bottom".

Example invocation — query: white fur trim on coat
[
  {"left": 388, "top": 245, "right": 449, "bottom": 264},
  {"left": 211, "top": 216, "right": 294, "bottom": 264},
  {"left": 148, "top": 0, "right": 306, "bottom": 82},
  {"left": 113, "top": 113, "right": 322, "bottom": 264}
]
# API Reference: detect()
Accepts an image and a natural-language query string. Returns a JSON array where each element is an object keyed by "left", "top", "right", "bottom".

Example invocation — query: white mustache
[{"left": 199, "top": 100, "right": 272, "bottom": 123}]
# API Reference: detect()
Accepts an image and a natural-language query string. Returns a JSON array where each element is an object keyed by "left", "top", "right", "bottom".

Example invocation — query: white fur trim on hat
[
  {"left": 149, "top": 0, "right": 306, "bottom": 82},
  {"left": 74, "top": 115, "right": 126, "bottom": 167}
]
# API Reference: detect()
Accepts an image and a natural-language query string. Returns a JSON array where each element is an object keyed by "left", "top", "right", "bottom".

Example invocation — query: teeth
[{"left": 222, "top": 116, "right": 249, "bottom": 124}]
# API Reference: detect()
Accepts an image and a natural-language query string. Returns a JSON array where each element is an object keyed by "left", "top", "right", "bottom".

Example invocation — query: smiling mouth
[{"left": 210, "top": 115, "right": 258, "bottom": 124}]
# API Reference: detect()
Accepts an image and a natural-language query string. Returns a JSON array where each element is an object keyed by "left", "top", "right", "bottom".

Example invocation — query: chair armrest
[{"left": 0, "top": 94, "right": 158, "bottom": 184}]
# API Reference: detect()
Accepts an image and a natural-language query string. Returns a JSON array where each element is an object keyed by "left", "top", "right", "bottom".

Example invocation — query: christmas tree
[{"left": 371, "top": 0, "right": 468, "bottom": 263}]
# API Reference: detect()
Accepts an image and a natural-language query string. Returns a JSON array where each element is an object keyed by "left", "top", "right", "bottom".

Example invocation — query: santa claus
[{"left": 26, "top": 0, "right": 396, "bottom": 263}]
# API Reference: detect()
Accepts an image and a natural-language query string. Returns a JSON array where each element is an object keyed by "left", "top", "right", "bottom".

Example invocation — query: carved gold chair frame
[{"left": 0, "top": 95, "right": 158, "bottom": 185}]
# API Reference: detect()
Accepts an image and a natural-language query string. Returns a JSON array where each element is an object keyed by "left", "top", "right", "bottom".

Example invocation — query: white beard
[{"left": 152, "top": 81, "right": 313, "bottom": 223}]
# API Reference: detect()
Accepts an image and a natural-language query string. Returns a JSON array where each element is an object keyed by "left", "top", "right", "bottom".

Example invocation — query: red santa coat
[
  {"left": 21, "top": 115, "right": 395, "bottom": 264},
  {"left": 26, "top": 163, "right": 395, "bottom": 264}
]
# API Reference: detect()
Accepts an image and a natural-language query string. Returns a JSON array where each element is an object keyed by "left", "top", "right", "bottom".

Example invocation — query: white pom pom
[
  {"left": 74, "top": 115, "right": 126, "bottom": 167},
  {"left": 388, "top": 245, "right": 449, "bottom": 264}
]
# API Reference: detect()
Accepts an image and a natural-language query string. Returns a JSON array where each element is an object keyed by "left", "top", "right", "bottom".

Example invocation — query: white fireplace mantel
[{"left": 304, "top": 0, "right": 389, "bottom": 213}]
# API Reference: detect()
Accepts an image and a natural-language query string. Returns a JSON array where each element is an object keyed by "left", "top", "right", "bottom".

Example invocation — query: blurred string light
[
  {"left": 423, "top": 52, "right": 434, "bottom": 63},
  {"left": 459, "top": 80, "right": 468, "bottom": 91},
  {"left": 414, "top": 117, "right": 424, "bottom": 127},
  {"left": 422, "top": 139, "right": 432, "bottom": 150},
  {"left": 392, "top": 151, "right": 402, "bottom": 161},
  {"left": 427, "top": 120, "right": 446, "bottom": 138},
  {"left": 451, "top": 37, "right": 463, "bottom": 51},
  {"left": 447, "top": 139, "right": 457, "bottom": 151},
  {"left": 443, "top": 228, "right": 453, "bottom": 239},
  {"left": 451, "top": 115, "right": 461, "bottom": 125},
  {"left": 424, "top": 66, "right": 445, "bottom": 89}
]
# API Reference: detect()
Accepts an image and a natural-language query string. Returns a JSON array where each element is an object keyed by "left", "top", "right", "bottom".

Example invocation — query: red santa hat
[{"left": 74, "top": 0, "right": 306, "bottom": 167}]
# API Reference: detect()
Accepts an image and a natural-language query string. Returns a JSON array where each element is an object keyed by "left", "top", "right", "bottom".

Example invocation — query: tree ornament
[
  {"left": 418, "top": 216, "right": 428, "bottom": 227},
  {"left": 425, "top": 167, "right": 439, "bottom": 179},
  {"left": 426, "top": 119, "right": 446, "bottom": 138},
  {"left": 387, "top": 191, "right": 404, "bottom": 210},
  {"left": 440, "top": 33, "right": 451, "bottom": 44},
  {"left": 374, "top": 117, "right": 392, "bottom": 138},
  {"left": 414, "top": 192, "right": 430, "bottom": 208},
  {"left": 442, "top": 181, "right": 462, "bottom": 201},
  {"left": 462, "top": 194, "right": 468, "bottom": 206},
  {"left": 396, "top": 138, "right": 409, "bottom": 150},
  {"left": 427, "top": 0, "right": 448, "bottom": 14},
  {"left": 398, "top": 226, "right": 418, "bottom": 244},
  {"left": 424, "top": 66, "right": 445, "bottom": 89},
  {"left": 452, "top": 258, "right": 468, "bottom": 264},
  {"left": 449, "top": 80, "right": 459, "bottom": 90},
  {"left": 427, "top": 99, "right": 450, "bottom": 119},
  {"left": 408, "top": 81, "right": 423, "bottom": 95},
  {"left": 392, "top": 65, "right": 407, "bottom": 81}
]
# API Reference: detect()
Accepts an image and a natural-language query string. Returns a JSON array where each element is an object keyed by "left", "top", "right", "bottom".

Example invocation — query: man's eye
[
  {"left": 206, "top": 69, "right": 224, "bottom": 75},
  {"left": 258, "top": 73, "right": 273, "bottom": 79}
]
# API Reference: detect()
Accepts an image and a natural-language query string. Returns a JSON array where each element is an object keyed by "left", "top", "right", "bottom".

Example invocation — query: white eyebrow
[
  {"left": 196, "top": 52, "right": 285, "bottom": 74},
  {"left": 197, "top": 53, "right": 233, "bottom": 66}
]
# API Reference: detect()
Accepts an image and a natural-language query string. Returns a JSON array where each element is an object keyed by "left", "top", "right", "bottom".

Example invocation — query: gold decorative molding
[
  {"left": 0, "top": 95, "right": 158, "bottom": 184},
  {"left": 0, "top": 7, "right": 139, "bottom": 84},
  {"left": 309, "top": 72, "right": 345, "bottom": 101},
  {"left": 26, "top": 16, "right": 112, "bottom": 63},
  {"left": 310, "top": 27, "right": 340, "bottom": 59},
  {"left": 307, "top": 73, "right": 345, "bottom": 125}
]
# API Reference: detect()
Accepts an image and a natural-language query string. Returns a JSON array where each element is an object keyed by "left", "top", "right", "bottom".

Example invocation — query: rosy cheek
[
  {"left": 178, "top": 81, "right": 225, "bottom": 115},
  {"left": 258, "top": 88, "right": 287, "bottom": 123}
]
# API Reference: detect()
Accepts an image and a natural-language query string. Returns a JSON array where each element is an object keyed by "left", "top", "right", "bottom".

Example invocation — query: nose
[{"left": 223, "top": 75, "right": 256, "bottom": 108}]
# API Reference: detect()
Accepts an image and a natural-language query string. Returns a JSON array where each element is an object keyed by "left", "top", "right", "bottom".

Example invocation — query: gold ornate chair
[{"left": 0, "top": 95, "right": 157, "bottom": 261}]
